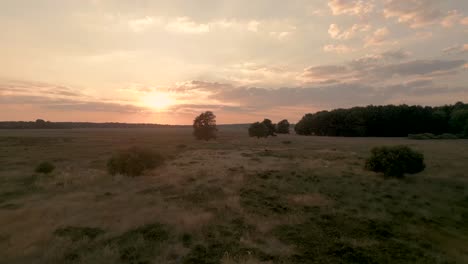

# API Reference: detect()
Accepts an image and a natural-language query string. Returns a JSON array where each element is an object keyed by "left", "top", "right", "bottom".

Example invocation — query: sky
[{"left": 0, "top": 0, "right": 467, "bottom": 124}]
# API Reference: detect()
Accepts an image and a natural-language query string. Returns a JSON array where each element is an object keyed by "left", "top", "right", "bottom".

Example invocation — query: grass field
[{"left": 0, "top": 127, "right": 467, "bottom": 263}]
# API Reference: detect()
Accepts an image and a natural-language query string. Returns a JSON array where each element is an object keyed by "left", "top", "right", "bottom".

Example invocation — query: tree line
[
  {"left": 0, "top": 119, "right": 175, "bottom": 129},
  {"left": 294, "top": 102, "right": 468, "bottom": 137}
]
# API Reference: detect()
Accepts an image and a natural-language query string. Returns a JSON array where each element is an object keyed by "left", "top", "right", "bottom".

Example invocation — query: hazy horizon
[{"left": 1, "top": 0, "right": 468, "bottom": 125}]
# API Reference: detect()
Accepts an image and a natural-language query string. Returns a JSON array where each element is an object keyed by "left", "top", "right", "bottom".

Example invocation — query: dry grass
[
  {"left": 288, "top": 193, "right": 331, "bottom": 207},
  {"left": 0, "top": 127, "right": 467, "bottom": 263}
]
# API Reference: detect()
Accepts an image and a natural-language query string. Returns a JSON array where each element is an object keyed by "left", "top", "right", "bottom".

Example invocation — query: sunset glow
[
  {"left": 141, "top": 92, "right": 176, "bottom": 111},
  {"left": 0, "top": 1, "right": 467, "bottom": 124}
]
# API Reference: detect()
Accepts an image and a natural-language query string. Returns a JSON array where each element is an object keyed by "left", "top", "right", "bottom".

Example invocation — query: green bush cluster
[
  {"left": 35, "top": 161, "right": 55, "bottom": 174},
  {"left": 365, "top": 146, "right": 425, "bottom": 178},
  {"left": 276, "top": 119, "right": 290, "bottom": 134},
  {"left": 248, "top": 122, "right": 269, "bottom": 138},
  {"left": 408, "top": 133, "right": 460, "bottom": 140},
  {"left": 107, "top": 147, "right": 164, "bottom": 177}
]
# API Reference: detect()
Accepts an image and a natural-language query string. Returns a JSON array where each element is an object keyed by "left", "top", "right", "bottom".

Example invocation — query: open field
[{"left": 0, "top": 127, "right": 467, "bottom": 263}]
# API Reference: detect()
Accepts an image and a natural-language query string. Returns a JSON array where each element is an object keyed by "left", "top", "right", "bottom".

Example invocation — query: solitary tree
[
  {"left": 249, "top": 122, "right": 269, "bottom": 138},
  {"left": 193, "top": 111, "right": 217, "bottom": 140},
  {"left": 276, "top": 119, "right": 290, "bottom": 134},
  {"left": 261, "top": 119, "right": 276, "bottom": 136}
]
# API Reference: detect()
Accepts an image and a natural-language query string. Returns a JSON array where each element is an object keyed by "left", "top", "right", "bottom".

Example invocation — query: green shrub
[
  {"left": 408, "top": 133, "right": 459, "bottom": 140},
  {"left": 35, "top": 161, "right": 55, "bottom": 174},
  {"left": 276, "top": 119, "right": 290, "bottom": 134},
  {"left": 437, "top": 133, "right": 459, "bottom": 139},
  {"left": 365, "top": 146, "right": 425, "bottom": 178},
  {"left": 248, "top": 122, "right": 269, "bottom": 138},
  {"left": 107, "top": 147, "right": 164, "bottom": 177},
  {"left": 261, "top": 119, "right": 276, "bottom": 136},
  {"left": 408, "top": 133, "right": 436, "bottom": 140}
]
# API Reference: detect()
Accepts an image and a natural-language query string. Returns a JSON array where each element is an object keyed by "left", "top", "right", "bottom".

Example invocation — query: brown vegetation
[{"left": 0, "top": 128, "right": 467, "bottom": 263}]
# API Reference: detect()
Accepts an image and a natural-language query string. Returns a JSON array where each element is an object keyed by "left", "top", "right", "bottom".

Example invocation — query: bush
[
  {"left": 408, "top": 133, "right": 436, "bottom": 140},
  {"left": 35, "top": 161, "right": 55, "bottom": 174},
  {"left": 408, "top": 133, "right": 459, "bottom": 140},
  {"left": 248, "top": 122, "right": 269, "bottom": 138},
  {"left": 437, "top": 133, "right": 459, "bottom": 139},
  {"left": 276, "top": 119, "right": 290, "bottom": 134},
  {"left": 365, "top": 146, "right": 425, "bottom": 178},
  {"left": 107, "top": 147, "right": 164, "bottom": 177},
  {"left": 261, "top": 119, "right": 276, "bottom": 136}
]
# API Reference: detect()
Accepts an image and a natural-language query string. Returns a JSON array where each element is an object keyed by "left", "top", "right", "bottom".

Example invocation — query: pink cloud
[
  {"left": 323, "top": 44, "right": 354, "bottom": 54},
  {"left": 328, "top": 0, "right": 374, "bottom": 17}
]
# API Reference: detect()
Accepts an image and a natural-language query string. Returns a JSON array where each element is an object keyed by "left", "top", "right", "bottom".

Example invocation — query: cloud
[
  {"left": 441, "top": 10, "right": 464, "bottom": 28},
  {"left": 0, "top": 79, "right": 148, "bottom": 113},
  {"left": 128, "top": 16, "right": 157, "bottom": 32},
  {"left": 0, "top": 80, "right": 83, "bottom": 98},
  {"left": 269, "top": 31, "right": 292, "bottom": 40},
  {"left": 0, "top": 94, "right": 146, "bottom": 113},
  {"left": 45, "top": 101, "right": 146, "bottom": 113},
  {"left": 383, "top": 0, "right": 467, "bottom": 28},
  {"left": 364, "top": 27, "right": 393, "bottom": 47},
  {"left": 216, "top": 62, "right": 298, "bottom": 87},
  {"left": 2, "top": 63, "right": 467, "bottom": 123},
  {"left": 300, "top": 65, "right": 354, "bottom": 83},
  {"left": 383, "top": 0, "right": 442, "bottom": 28},
  {"left": 372, "top": 59, "right": 466, "bottom": 77},
  {"left": 328, "top": 23, "right": 371, "bottom": 40},
  {"left": 300, "top": 52, "right": 465, "bottom": 84},
  {"left": 462, "top": 17, "right": 468, "bottom": 25},
  {"left": 165, "top": 17, "right": 210, "bottom": 34},
  {"left": 198, "top": 83, "right": 379, "bottom": 110},
  {"left": 171, "top": 79, "right": 468, "bottom": 114},
  {"left": 323, "top": 44, "right": 354, "bottom": 54},
  {"left": 346, "top": 50, "right": 410, "bottom": 71},
  {"left": 380, "top": 49, "right": 411, "bottom": 60},
  {"left": 247, "top": 20, "right": 260, "bottom": 32},
  {"left": 118, "top": 83, "right": 154, "bottom": 93},
  {"left": 328, "top": 0, "right": 374, "bottom": 17},
  {"left": 442, "top": 44, "right": 468, "bottom": 55},
  {"left": 210, "top": 19, "right": 263, "bottom": 32},
  {"left": 415, "top": 31, "right": 433, "bottom": 39},
  {"left": 160, "top": 17, "right": 293, "bottom": 36},
  {"left": 308, "top": 8, "right": 328, "bottom": 17}
]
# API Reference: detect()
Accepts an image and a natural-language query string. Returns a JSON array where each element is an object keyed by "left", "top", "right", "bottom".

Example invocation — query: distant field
[{"left": 0, "top": 128, "right": 467, "bottom": 263}]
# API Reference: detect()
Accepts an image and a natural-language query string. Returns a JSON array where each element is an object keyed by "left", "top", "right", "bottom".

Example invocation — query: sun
[{"left": 141, "top": 92, "right": 176, "bottom": 110}]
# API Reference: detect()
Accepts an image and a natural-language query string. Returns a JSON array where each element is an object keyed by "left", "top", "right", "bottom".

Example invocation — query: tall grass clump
[
  {"left": 365, "top": 146, "right": 425, "bottom": 178},
  {"left": 107, "top": 147, "right": 164, "bottom": 177}
]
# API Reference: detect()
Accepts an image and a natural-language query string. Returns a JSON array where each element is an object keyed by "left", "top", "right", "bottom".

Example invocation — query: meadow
[{"left": 0, "top": 127, "right": 467, "bottom": 263}]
